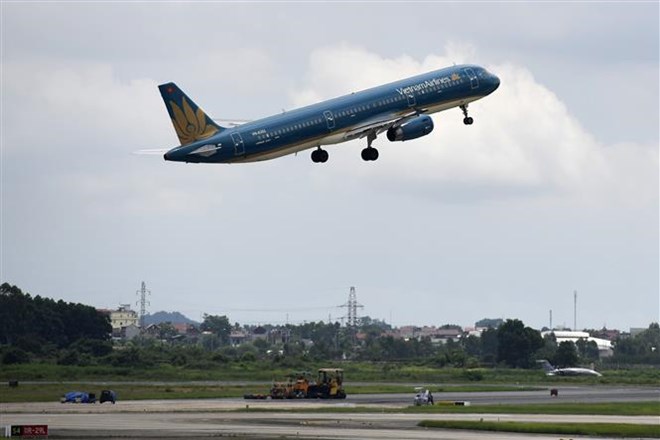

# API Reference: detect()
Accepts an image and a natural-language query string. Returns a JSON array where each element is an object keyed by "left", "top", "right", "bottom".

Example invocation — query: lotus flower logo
[{"left": 169, "top": 97, "right": 218, "bottom": 145}]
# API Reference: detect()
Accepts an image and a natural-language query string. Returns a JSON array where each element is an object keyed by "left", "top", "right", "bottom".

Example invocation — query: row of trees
[
  {"left": 194, "top": 315, "right": 598, "bottom": 368},
  {"left": 0, "top": 283, "right": 111, "bottom": 364},
  {"left": 611, "top": 323, "right": 660, "bottom": 364},
  {"left": 151, "top": 314, "right": 660, "bottom": 369},
  {"left": 1, "top": 283, "right": 658, "bottom": 369}
]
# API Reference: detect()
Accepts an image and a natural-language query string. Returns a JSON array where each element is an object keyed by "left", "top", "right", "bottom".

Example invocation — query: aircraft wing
[{"left": 342, "top": 110, "right": 425, "bottom": 141}]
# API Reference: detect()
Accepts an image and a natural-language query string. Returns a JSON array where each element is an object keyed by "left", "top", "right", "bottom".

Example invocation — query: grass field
[
  {"left": 406, "top": 401, "right": 660, "bottom": 416},
  {"left": 417, "top": 420, "right": 660, "bottom": 438},
  {"left": 233, "top": 401, "right": 659, "bottom": 417},
  {"left": 2, "top": 362, "right": 658, "bottom": 385}
]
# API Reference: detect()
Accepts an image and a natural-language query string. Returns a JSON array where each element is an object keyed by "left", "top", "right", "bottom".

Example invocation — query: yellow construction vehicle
[
  {"left": 290, "top": 371, "right": 313, "bottom": 398},
  {"left": 249, "top": 368, "right": 347, "bottom": 400},
  {"left": 307, "top": 368, "right": 346, "bottom": 399},
  {"left": 269, "top": 371, "right": 313, "bottom": 399},
  {"left": 269, "top": 380, "right": 290, "bottom": 399}
]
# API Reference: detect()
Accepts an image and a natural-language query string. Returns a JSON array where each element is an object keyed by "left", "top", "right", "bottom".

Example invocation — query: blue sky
[{"left": 2, "top": 2, "right": 658, "bottom": 330}]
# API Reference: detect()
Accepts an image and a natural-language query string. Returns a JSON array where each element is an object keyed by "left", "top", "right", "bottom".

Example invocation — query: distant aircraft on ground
[
  {"left": 155, "top": 64, "right": 500, "bottom": 164},
  {"left": 537, "top": 360, "right": 602, "bottom": 377}
]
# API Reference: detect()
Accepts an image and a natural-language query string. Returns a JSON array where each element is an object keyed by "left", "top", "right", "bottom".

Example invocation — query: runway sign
[{"left": 9, "top": 424, "right": 48, "bottom": 437}]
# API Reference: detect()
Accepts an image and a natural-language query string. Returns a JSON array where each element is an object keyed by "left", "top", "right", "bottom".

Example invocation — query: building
[
  {"left": 542, "top": 330, "right": 613, "bottom": 358},
  {"left": 394, "top": 325, "right": 463, "bottom": 344},
  {"left": 109, "top": 304, "right": 139, "bottom": 330},
  {"left": 120, "top": 324, "right": 141, "bottom": 341},
  {"left": 229, "top": 330, "right": 249, "bottom": 346},
  {"left": 173, "top": 323, "right": 199, "bottom": 336}
]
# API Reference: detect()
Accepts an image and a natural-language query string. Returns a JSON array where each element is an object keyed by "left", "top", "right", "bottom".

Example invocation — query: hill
[{"left": 143, "top": 311, "right": 199, "bottom": 326}]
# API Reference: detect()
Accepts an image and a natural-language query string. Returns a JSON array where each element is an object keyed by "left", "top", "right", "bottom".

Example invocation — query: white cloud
[
  {"left": 2, "top": 59, "right": 274, "bottom": 219},
  {"left": 3, "top": 61, "right": 168, "bottom": 154},
  {"left": 291, "top": 44, "right": 658, "bottom": 206}
]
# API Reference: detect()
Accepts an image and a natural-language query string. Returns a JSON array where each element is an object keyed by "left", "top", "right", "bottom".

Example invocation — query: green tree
[
  {"left": 461, "top": 335, "right": 481, "bottom": 358},
  {"left": 444, "top": 338, "right": 467, "bottom": 367},
  {"left": 70, "top": 338, "right": 113, "bottom": 357},
  {"left": 497, "top": 319, "right": 544, "bottom": 368},
  {"left": 553, "top": 340, "right": 578, "bottom": 367},
  {"left": 575, "top": 338, "right": 599, "bottom": 362},
  {"left": 536, "top": 332, "right": 558, "bottom": 362},
  {"left": 636, "top": 323, "right": 660, "bottom": 353},
  {"left": 57, "top": 349, "right": 80, "bottom": 366},
  {"left": 0, "top": 283, "right": 111, "bottom": 352},
  {"left": 480, "top": 328, "right": 499, "bottom": 365},
  {"left": 252, "top": 338, "right": 270, "bottom": 354},
  {"left": 612, "top": 323, "right": 660, "bottom": 364},
  {"left": 1, "top": 347, "right": 30, "bottom": 364},
  {"left": 200, "top": 315, "right": 232, "bottom": 345},
  {"left": 157, "top": 322, "right": 180, "bottom": 340},
  {"left": 200, "top": 333, "right": 222, "bottom": 351}
]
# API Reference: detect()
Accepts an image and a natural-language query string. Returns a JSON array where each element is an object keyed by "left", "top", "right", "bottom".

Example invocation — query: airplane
[
  {"left": 537, "top": 360, "right": 603, "bottom": 377},
  {"left": 157, "top": 64, "right": 500, "bottom": 164}
]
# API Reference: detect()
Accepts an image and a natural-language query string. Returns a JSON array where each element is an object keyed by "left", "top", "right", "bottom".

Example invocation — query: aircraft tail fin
[
  {"left": 537, "top": 359, "right": 555, "bottom": 373},
  {"left": 158, "top": 82, "right": 224, "bottom": 146}
]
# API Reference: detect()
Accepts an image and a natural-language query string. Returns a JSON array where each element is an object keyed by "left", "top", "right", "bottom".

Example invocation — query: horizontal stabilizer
[
  {"left": 133, "top": 149, "right": 170, "bottom": 155},
  {"left": 213, "top": 118, "right": 251, "bottom": 127}
]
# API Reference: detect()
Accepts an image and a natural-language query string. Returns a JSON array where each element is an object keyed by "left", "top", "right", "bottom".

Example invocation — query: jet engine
[{"left": 386, "top": 115, "right": 434, "bottom": 142}]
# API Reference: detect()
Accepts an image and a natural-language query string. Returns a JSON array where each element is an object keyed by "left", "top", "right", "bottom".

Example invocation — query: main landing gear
[
  {"left": 460, "top": 104, "right": 474, "bottom": 125},
  {"left": 361, "top": 130, "right": 379, "bottom": 161},
  {"left": 311, "top": 147, "right": 328, "bottom": 163}
]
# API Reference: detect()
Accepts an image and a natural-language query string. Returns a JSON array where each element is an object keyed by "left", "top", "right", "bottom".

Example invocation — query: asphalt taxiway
[{"left": 2, "top": 385, "right": 658, "bottom": 439}]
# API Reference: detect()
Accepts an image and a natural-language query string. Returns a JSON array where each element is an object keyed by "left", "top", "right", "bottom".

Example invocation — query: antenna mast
[
  {"left": 573, "top": 290, "right": 577, "bottom": 330},
  {"left": 549, "top": 309, "right": 552, "bottom": 330}
]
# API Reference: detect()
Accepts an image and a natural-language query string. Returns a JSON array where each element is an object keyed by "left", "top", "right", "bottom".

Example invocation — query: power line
[
  {"left": 136, "top": 281, "right": 150, "bottom": 330},
  {"left": 339, "top": 286, "right": 363, "bottom": 327},
  {"left": 219, "top": 306, "right": 339, "bottom": 313}
]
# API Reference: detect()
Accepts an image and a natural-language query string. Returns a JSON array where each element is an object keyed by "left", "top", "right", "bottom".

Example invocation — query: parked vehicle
[
  {"left": 99, "top": 390, "right": 117, "bottom": 404},
  {"left": 61, "top": 391, "right": 95, "bottom": 404},
  {"left": 413, "top": 387, "right": 434, "bottom": 406}
]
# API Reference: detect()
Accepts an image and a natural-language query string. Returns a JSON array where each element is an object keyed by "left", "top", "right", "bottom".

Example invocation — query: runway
[
  {"left": 349, "top": 385, "right": 660, "bottom": 405},
  {"left": 2, "top": 411, "right": 658, "bottom": 439},
  {"left": 2, "top": 385, "right": 658, "bottom": 439}
]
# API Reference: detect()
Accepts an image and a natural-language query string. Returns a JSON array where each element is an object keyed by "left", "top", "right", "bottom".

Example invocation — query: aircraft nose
[{"left": 491, "top": 74, "right": 500, "bottom": 92}]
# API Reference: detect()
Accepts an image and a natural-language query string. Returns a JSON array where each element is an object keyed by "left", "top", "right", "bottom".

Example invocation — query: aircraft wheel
[
  {"left": 312, "top": 149, "right": 328, "bottom": 163},
  {"left": 463, "top": 117, "right": 474, "bottom": 125},
  {"left": 361, "top": 147, "right": 379, "bottom": 161}
]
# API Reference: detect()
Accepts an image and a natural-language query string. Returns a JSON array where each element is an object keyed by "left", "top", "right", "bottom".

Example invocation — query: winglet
[{"left": 158, "top": 82, "right": 224, "bottom": 146}]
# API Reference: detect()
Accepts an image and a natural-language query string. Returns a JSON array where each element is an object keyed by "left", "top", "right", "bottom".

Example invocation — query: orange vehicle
[
  {"left": 290, "top": 371, "right": 312, "bottom": 398},
  {"left": 269, "top": 380, "right": 291, "bottom": 399}
]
